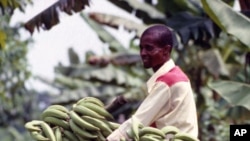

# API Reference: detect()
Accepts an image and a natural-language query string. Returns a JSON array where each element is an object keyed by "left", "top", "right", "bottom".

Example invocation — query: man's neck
[{"left": 152, "top": 59, "right": 170, "bottom": 72}]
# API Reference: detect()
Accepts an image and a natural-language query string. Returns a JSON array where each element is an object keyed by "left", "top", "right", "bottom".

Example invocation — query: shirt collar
[{"left": 146, "top": 59, "right": 175, "bottom": 92}]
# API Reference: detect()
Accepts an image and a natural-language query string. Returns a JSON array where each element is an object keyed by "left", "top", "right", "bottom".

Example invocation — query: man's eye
[{"left": 145, "top": 45, "right": 153, "bottom": 51}]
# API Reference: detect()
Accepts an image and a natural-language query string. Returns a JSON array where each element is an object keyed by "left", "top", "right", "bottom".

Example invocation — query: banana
[
  {"left": 42, "top": 108, "right": 69, "bottom": 120},
  {"left": 39, "top": 121, "right": 56, "bottom": 141},
  {"left": 77, "top": 97, "right": 104, "bottom": 107},
  {"left": 79, "top": 102, "right": 114, "bottom": 120},
  {"left": 76, "top": 134, "right": 88, "bottom": 141},
  {"left": 107, "top": 121, "right": 120, "bottom": 130},
  {"left": 174, "top": 132, "right": 199, "bottom": 141},
  {"left": 81, "top": 115, "right": 113, "bottom": 134},
  {"left": 140, "top": 135, "right": 163, "bottom": 141},
  {"left": 161, "top": 125, "right": 180, "bottom": 135},
  {"left": 73, "top": 105, "right": 105, "bottom": 119},
  {"left": 102, "top": 130, "right": 112, "bottom": 138},
  {"left": 69, "top": 110, "right": 100, "bottom": 131},
  {"left": 63, "top": 130, "right": 80, "bottom": 141},
  {"left": 25, "top": 120, "right": 42, "bottom": 132},
  {"left": 126, "top": 128, "right": 134, "bottom": 139},
  {"left": 174, "top": 139, "right": 184, "bottom": 141},
  {"left": 30, "top": 131, "right": 50, "bottom": 141},
  {"left": 47, "top": 105, "right": 69, "bottom": 113},
  {"left": 43, "top": 117, "right": 70, "bottom": 130},
  {"left": 69, "top": 119, "right": 98, "bottom": 139},
  {"left": 141, "top": 134, "right": 165, "bottom": 140},
  {"left": 139, "top": 127, "right": 165, "bottom": 139},
  {"left": 54, "top": 126, "right": 62, "bottom": 141},
  {"left": 131, "top": 117, "right": 142, "bottom": 140},
  {"left": 96, "top": 131, "right": 106, "bottom": 141},
  {"left": 62, "top": 136, "right": 70, "bottom": 141},
  {"left": 120, "top": 137, "right": 127, "bottom": 141}
]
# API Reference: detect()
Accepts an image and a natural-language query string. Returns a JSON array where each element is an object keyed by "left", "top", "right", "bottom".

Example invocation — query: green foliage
[
  {"left": 1, "top": 0, "right": 249, "bottom": 140},
  {"left": 0, "top": 0, "right": 31, "bottom": 15},
  {"left": 202, "top": 0, "right": 250, "bottom": 49},
  {"left": 0, "top": 7, "right": 38, "bottom": 141}
]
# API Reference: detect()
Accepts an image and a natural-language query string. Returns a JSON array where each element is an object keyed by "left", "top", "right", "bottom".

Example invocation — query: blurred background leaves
[{"left": 0, "top": 0, "right": 250, "bottom": 141}]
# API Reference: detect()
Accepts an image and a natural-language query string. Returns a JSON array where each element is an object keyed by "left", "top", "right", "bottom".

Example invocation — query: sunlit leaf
[
  {"left": 208, "top": 80, "right": 250, "bottom": 110},
  {"left": 201, "top": 0, "right": 250, "bottom": 48},
  {"left": 89, "top": 12, "right": 148, "bottom": 37},
  {"left": 0, "top": 30, "right": 6, "bottom": 49}
]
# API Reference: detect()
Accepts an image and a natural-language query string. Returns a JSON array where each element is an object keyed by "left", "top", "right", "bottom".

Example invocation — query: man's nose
[{"left": 140, "top": 48, "right": 147, "bottom": 56}]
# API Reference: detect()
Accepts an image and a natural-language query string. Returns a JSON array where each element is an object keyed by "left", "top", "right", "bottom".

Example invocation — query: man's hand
[{"left": 105, "top": 95, "right": 128, "bottom": 113}]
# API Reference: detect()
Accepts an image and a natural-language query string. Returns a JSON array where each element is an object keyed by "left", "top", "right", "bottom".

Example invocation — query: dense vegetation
[{"left": 0, "top": 0, "right": 250, "bottom": 140}]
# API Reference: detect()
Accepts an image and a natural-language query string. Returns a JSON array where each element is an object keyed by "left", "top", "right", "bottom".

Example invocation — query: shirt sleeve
[
  {"left": 133, "top": 82, "right": 171, "bottom": 126},
  {"left": 107, "top": 82, "right": 170, "bottom": 140}
]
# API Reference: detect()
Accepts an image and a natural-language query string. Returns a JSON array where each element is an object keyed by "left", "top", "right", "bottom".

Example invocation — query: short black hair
[{"left": 141, "top": 24, "right": 173, "bottom": 47}]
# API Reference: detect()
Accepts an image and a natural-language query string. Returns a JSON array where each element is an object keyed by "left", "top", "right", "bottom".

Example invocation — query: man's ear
[{"left": 163, "top": 45, "right": 171, "bottom": 56}]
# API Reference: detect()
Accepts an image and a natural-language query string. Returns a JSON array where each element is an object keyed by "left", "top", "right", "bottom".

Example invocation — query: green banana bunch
[
  {"left": 125, "top": 117, "right": 165, "bottom": 141},
  {"left": 173, "top": 132, "right": 199, "bottom": 141},
  {"left": 75, "top": 97, "right": 114, "bottom": 121},
  {"left": 25, "top": 120, "right": 56, "bottom": 141},
  {"left": 25, "top": 97, "right": 200, "bottom": 141},
  {"left": 26, "top": 97, "right": 121, "bottom": 141},
  {"left": 139, "top": 126, "right": 166, "bottom": 141},
  {"left": 123, "top": 117, "right": 201, "bottom": 141},
  {"left": 42, "top": 105, "right": 71, "bottom": 130},
  {"left": 161, "top": 125, "right": 180, "bottom": 141},
  {"left": 69, "top": 97, "right": 118, "bottom": 139}
]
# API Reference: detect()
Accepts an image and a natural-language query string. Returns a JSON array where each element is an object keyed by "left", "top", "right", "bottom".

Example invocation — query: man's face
[{"left": 139, "top": 34, "right": 168, "bottom": 69}]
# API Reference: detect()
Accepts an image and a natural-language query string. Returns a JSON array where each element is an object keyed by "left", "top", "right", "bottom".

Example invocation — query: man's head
[{"left": 139, "top": 24, "right": 173, "bottom": 72}]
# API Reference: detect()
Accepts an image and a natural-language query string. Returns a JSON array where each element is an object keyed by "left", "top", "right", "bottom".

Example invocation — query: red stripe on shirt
[{"left": 156, "top": 66, "right": 189, "bottom": 86}]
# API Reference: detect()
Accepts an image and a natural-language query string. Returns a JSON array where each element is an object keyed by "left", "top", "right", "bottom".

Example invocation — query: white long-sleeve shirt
[{"left": 107, "top": 59, "right": 198, "bottom": 140}]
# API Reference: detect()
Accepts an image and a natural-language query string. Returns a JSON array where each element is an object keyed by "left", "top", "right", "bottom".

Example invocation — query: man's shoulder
[{"left": 156, "top": 66, "right": 189, "bottom": 87}]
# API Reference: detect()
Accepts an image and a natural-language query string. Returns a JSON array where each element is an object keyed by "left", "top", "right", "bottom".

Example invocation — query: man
[{"left": 107, "top": 24, "right": 198, "bottom": 140}]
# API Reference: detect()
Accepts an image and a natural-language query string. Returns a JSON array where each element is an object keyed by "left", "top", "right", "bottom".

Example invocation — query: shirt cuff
[{"left": 107, "top": 118, "right": 132, "bottom": 140}]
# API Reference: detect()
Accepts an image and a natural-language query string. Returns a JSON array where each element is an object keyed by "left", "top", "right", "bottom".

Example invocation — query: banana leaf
[
  {"left": 198, "top": 49, "right": 229, "bottom": 77},
  {"left": 201, "top": 0, "right": 250, "bottom": 49},
  {"left": 54, "top": 74, "right": 93, "bottom": 89},
  {"left": 55, "top": 64, "right": 100, "bottom": 76},
  {"left": 88, "top": 12, "right": 148, "bottom": 37},
  {"left": 208, "top": 80, "right": 250, "bottom": 111},
  {"left": 167, "top": 12, "right": 214, "bottom": 45},
  {"left": 71, "top": 64, "right": 144, "bottom": 87},
  {"left": 56, "top": 63, "right": 144, "bottom": 87},
  {"left": 108, "top": 0, "right": 165, "bottom": 24},
  {"left": 50, "top": 85, "right": 126, "bottom": 104},
  {"left": 24, "top": 0, "right": 90, "bottom": 34},
  {"left": 80, "top": 13, "right": 126, "bottom": 53},
  {"left": 156, "top": 0, "right": 202, "bottom": 15},
  {"left": 86, "top": 53, "right": 141, "bottom": 66},
  {"left": 68, "top": 47, "right": 80, "bottom": 65}
]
